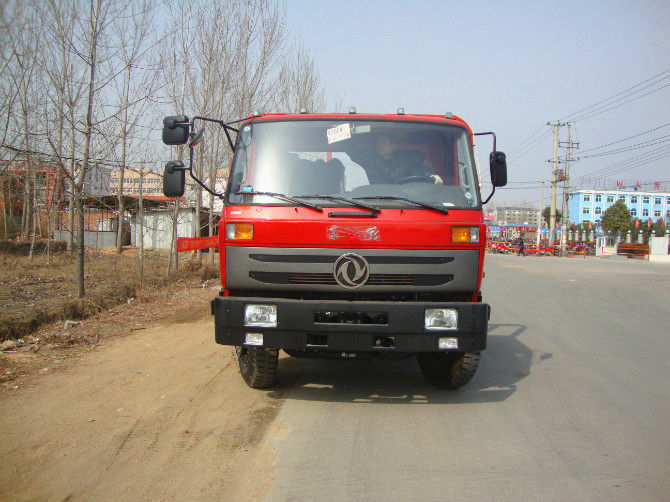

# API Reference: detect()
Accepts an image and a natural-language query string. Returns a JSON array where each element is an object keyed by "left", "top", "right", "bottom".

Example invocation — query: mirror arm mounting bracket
[
  {"left": 190, "top": 115, "right": 239, "bottom": 152},
  {"left": 474, "top": 131, "right": 496, "bottom": 151},
  {"left": 475, "top": 132, "right": 500, "bottom": 204},
  {"left": 222, "top": 127, "right": 235, "bottom": 152},
  {"left": 187, "top": 145, "right": 224, "bottom": 200},
  {"left": 482, "top": 186, "right": 495, "bottom": 205}
]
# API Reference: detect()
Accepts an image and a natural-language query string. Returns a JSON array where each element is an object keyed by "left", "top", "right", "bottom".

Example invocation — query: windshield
[{"left": 227, "top": 119, "right": 480, "bottom": 209}]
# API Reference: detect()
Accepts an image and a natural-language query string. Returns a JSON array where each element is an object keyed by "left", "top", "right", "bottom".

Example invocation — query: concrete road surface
[{"left": 267, "top": 254, "right": 670, "bottom": 502}]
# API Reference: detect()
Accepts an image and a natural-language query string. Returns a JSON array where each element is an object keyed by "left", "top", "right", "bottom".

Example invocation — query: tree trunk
[
  {"left": 21, "top": 165, "right": 30, "bottom": 237},
  {"left": 75, "top": 190, "right": 85, "bottom": 297},
  {"left": 67, "top": 194, "right": 74, "bottom": 254},
  {"left": 116, "top": 65, "right": 131, "bottom": 254},
  {"left": 2, "top": 177, "right": 8, "bottom": 238},
  {"left": 167, "top": 198, "right": 179, "bottom": 276},
  {"left": 67, "top": 115, "right": 76, "bottom": 254},
  {"left": 208, "top": 191, "right": 215, "bottom": 264},
  {"left": 138, "top": 161, "right": 144, "bottom": 278},
  {"left": 195, "top": 144, "right": 203, "bottom": 263},
  {"left": 75, "top": 0, "right": 102, "bottom": 297},
  {"left": 116, "top": 172, "right": 125, "bottom": 253},
  {"left": 28, "top": 167, "right": 38, "bottom": 259}
]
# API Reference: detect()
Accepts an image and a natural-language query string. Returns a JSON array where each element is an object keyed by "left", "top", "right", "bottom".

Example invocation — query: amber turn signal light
[{"left": 226, "top": 223, "right": 254, "bottom": 240}]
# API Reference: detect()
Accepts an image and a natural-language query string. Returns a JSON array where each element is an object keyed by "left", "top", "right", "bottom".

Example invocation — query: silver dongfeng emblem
[{"left": 333, "top": 253, "right": 369, "bottom": 289}]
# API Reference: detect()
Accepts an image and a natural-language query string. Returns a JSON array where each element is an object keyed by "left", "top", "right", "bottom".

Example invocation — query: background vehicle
[{"left": 162, "top": 110, "right": 507, "bottom": 389}]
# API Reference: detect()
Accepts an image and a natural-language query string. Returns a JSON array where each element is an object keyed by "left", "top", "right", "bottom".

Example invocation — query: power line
[
  {"left": 496, "top": 185, "right": 546, "bottom": 190},
  {"left": 576, "top": 147, "right": 670, "bottom": 181},
  {"left": 577, "top": 149, "right": 670, "bottom": 181},
  {"left": 507, "top": 129, "right": 553, "bottom": 161},
  {"left": 582, "top": 154, "right": 670, "bottom": 181},
  {"left": 569, "top": 82, "right": 670, "bottom": 122},
  {"left": 0, "top": 144, "right": 164, "bottom": 171},
  {"left": 579, "top": 122, "right": 670, "bottom": 153},
  {"left": 578, "top": 135, "right": 670, "bottom": 159},
  {"left": 560, "top": 68, "right": 670, "bottom": 123},
  {"left": 507, "top": 124, "right": 548, "bottom": 155}
]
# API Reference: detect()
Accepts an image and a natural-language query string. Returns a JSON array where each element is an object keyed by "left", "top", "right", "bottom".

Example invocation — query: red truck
[{"left": 162, "top": 110, "right": 507, "bottom": 389}]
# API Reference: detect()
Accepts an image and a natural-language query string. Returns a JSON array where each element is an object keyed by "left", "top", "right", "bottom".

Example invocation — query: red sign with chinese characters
[
  {"left": 177, "top": 236, "right": 219, "bottom": 252},
  {"left": 615, "top": 180, "right": 664, "bottom": 190}
]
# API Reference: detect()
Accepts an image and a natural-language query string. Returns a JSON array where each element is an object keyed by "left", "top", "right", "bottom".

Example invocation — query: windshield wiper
[
  {"left": 296, "top": 195, "right": 381, "bottom": 216},
  {"left": 353, "top": 196, "right": 449, "bottom": 214},
  {"left": 234, "top": 191, "right": 323, "bottom": 212}
]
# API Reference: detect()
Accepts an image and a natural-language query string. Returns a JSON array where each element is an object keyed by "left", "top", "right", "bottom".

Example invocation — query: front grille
[
  {"left": 290, "top": 273, "right": 414, "bottom": 285},
  {"left": 367, "top": 274, "right": 414, "bottom": 285},
  {"left": 249, "top": 271, "right": 453, "bottom": 286},
  {"left": 290, "top": 273, "right": 334, "bottom": 284},
  {"left": 314, "top": 311, "right": 388, "bottom": 325}
]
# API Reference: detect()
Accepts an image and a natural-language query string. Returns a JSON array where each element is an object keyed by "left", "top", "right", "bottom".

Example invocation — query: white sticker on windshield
[{"left": 327, "top": 123, "right": 351, "bottom": 144}]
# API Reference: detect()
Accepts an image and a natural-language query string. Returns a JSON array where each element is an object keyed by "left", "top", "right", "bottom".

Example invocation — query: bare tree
[
  {"left": 278, "top": 43, "right": 326, "bottom": 113},
  {"left": 112, "top": 0, "right": 160, "bottom": 254},
  {"left": 0, "top": 1, "right": 20, "bottom": 152},
  {"left": 156, "top": 0, "right": 328, "bottom": 270},
  {"left": 1, "top": 0, "right": 329, "bottom": 274},
  {"left": 59, "top": 0, "right": 128, "bottom": 296},
  {"left": 3, "top": 1, "right": 47, "bottom": 256}
]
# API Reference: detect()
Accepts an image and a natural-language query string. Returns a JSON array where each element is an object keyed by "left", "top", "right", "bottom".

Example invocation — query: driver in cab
[{"left": 366, "top": 135, "right": 441, "bottom": 184}]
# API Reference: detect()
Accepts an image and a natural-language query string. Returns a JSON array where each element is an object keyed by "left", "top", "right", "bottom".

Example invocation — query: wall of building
[
  {"left": 53, "top": 230, "right": 124, "bottom": 248},
  {"left": 131, "top": 208, "right": 196, "bottom": 251},
  {"left": 485, "top": 206, "right": 540, "bottom": 225},
  {"left": 110, "top": 169, "right": 163, "bottom": 196},
  {"left": 569, "top": 189, "right": 670, "bottom": 224}
]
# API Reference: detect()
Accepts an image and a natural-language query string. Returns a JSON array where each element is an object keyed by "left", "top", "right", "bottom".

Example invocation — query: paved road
[{"left": 267, "top": 254, "right": 670, "bottom": 502}]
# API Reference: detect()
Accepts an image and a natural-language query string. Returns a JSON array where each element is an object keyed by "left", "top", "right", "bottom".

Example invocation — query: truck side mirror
[
  {"left": 163, "top": 160, "right": 186, "bottom": 197},
  {"left": 162, "top": 115, "right": 190, "bottom": 145},
  {"left": 489, "top": 151, "right": 507, "bottom": 187}
]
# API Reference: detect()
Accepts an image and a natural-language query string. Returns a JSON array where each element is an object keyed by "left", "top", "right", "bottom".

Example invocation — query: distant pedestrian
[{"left": 517, "top": 237, "right": 525, "bottom": 256}]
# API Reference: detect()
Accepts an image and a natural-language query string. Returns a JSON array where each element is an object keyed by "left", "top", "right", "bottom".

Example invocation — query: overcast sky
[{"left": 284, "top": 0, "right": 670, "bottom": 208}]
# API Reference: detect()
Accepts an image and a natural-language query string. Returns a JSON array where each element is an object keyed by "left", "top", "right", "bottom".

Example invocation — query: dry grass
[{"left": 0, "top": 240, "right": 220, "bottom": 341}]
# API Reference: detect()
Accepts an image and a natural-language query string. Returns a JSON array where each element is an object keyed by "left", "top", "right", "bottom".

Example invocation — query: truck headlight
[
  {"left": 244, "top": 304, "right": 277, "bottom": 327},
  {"left": 425, "top": 308, "right": 458, "bottom": 330}
]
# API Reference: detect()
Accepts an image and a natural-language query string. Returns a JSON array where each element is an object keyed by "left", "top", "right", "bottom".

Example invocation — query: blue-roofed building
[{"left": 568, "top": 184, "right": 670, "bottom": 225}]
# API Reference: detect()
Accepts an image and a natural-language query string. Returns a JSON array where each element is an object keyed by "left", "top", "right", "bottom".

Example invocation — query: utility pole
[
  {"left": 547, "top": 121, "right": 564, "bottom": 249},
  {"left": 559, "top": 123, "right": 579, "bottom": 252}
]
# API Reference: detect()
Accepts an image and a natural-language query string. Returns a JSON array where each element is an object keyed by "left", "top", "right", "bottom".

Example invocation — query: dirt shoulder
[
  {"left": 0, "top": 245, "right": 220, "bottom": 342},
  {"left": 0, "top": 282, "right": 300, "bottom": 502}
]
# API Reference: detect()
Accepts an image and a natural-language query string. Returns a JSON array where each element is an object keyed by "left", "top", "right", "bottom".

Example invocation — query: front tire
[
  {"left": 235, "top": 346, "right": 278, "bottom": 388},
  {"left": 417, "top": 351, "right": 480, "bottom": 389}
]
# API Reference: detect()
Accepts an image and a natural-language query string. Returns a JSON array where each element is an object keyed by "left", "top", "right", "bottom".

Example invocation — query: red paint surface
[
  {"left": 218, "top": 112, "right": 485, "bottom": 292},
  {"left": 220, "top": 205, "right": 485, "bottom": 290}
]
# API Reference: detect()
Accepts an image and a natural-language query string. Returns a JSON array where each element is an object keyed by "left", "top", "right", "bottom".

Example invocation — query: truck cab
[{"left": 162, "top": 111, "right": 507, "bottom": 389}]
